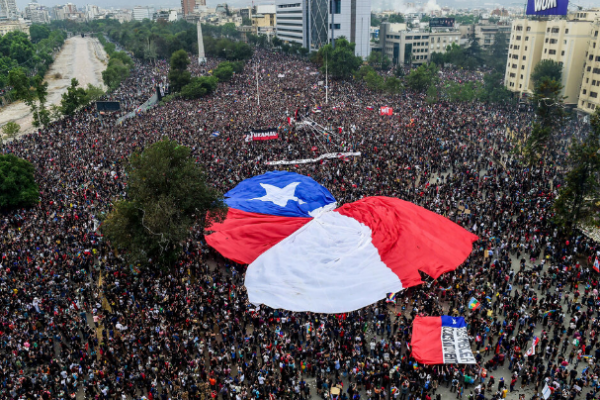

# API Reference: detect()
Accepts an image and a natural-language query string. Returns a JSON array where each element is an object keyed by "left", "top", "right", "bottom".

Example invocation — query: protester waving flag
[
  {"left": 206, "top": 171, "right": 477, "bottom": 313},
  {"left": 594, "top": 257, "right": 599, "bottom": 273},
  {"left": 468, "top": 297, "right": 481, "bottom": 310}
]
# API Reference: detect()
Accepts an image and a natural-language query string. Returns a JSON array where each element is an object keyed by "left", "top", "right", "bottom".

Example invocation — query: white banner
[
  {"left": 265, "top": 152, "right": 361, "bottom": 166},
  {"left": 542, "top": 384, "right": 552, "bottom": 399}
]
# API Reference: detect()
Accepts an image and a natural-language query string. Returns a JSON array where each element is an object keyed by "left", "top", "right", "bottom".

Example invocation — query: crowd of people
[{"left": 0, "top": 46, "right": 599, "bottom": 400}]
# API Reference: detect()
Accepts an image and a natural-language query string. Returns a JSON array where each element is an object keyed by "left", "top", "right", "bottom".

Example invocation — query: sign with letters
[{"left": 526, "top": 0, "right": 568, "bottom": 15}]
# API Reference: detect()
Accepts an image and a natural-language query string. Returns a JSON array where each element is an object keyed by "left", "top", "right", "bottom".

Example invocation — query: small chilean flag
[
  {"left": 594, "top": 257, "right": 599, "bottom": 273},
  {"left": 411, "top": 316, "right": 476, "bottom": 364}
]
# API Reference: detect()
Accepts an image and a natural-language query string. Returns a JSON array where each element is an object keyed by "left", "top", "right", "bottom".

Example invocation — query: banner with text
[{"left": 245, "top": 129, "right": 279, "bottom": 142}]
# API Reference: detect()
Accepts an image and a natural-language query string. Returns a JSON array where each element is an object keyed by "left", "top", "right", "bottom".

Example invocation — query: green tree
[
  {"left": 531, "top": 59, "right": 562, "bottom": 86},
  {"left": 168, "top": 50, "right": 191, "bottom": 92},
  {"left": 426, "top": 84, "right": 439, "bottom": 104},
  {"left": 487, "top": 32, "right": 508, "bottom": 74},
  {"left": 181, "top": 76, "right": 218, "bottom": 99},
  {"left": 356, "top": 64, "right": 375, "bottom": 80},
  {"left": 60, "top": 78, "right": 88, "bottom": 116},
  {"left": 384, "top": 76, "right": 403, "bottom": 94},
  {"left": 101, "top": 139, "right": 227, "bottom": 266},
  {"left": 29, "top": 24, "right": 51, "bottom": 43},
  {"left": 31, "top": 77, "right": 50, "bottom": 128},
  {"left": 477, "top": 73, "right": 513, "bottom": 104},
  {"left": 8, "top": 68, "right": 31, "bottom": 100},
  {"left": 523, "top": 78, "right": 566, "bottom": 164},
  {"left": 0, "top": 122, "right": 20, "bottom": 145},
  {"left": 388, "top": 14, "right": 405, "bottom": 23},
  {"left": 367, "top": 51, "right": 391, "bottom": 70},
  {"left": 84, "top": 84, "right": 105, "bottom": 105},
  {"left": 371, "top": 14, "right": 381, "bottom": 27},
  {"left": 406, "top": 63, "right": 439, "bottom": 92},
  {"left": 553, "top": 109, "right": 600, "bottom": 231},
  {"left": 364, "top": 70, "right": 384, "bottom": 91},
  {"left": 317, "top": 38, "right": 362, "bottom": 79},
  {"left": 213, "top": 63, "right": 234, "bottom": 82},
  {"left": 242, "top": 17, "right": 252, "bottom": 26},
  {"left": 170, "top": 49, "right": 190, "bottom": 71},
  {"left": 0, "top": 154, "right": 39, "bottom": 210}
]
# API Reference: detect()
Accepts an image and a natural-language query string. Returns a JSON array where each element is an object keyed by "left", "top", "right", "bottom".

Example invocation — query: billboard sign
[
  {"left": 96, "top": 101, "right": 121, "bottom": 112},
  {"left": 429, "top": 18, "right": 455, "bottom": 28},
  {"left": 526, "top": 0, "right": 568, "bottom": 15}
]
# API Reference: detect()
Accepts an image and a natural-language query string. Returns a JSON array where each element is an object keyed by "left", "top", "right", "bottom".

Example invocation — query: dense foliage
[
  {"left": 101, "top": 139, "right": 227, "bottom": 267},
  {"left": 0, "top": 25, "right": 66, "bottom": 90},
  {"left": 98, "top": 34, "right": 134, "bottom": 90},
  {"left": 0, "top": 154, "right": 39, "bottom": 210},
  {"left": 554, "top": 109, "right": 600, "bottom": 231}
]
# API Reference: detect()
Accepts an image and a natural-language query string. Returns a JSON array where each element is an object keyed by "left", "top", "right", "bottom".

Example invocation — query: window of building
[
  {"left": 593, "top": 80, "right": 597, "bottom": 85},
  {"left": 330, "top": 0, "right": 340, "bottom": 14},
  {"left": 522, "top": 65, "right": 525, "bottom": 69},
  {"left": 592, "top": 92, "right": 598, "bottom": 98},
  {"left": 596, "top": 56, "right": 600, "bottom": 61},
  {"left": 525, "top": 47, "right": 527, "bottom": 50},
  {"left": 525, "top": 36, "right": 529, "bottom": 41},
  {"left": 523, "top": 56, "right": 526, "bottom": 60},
  {"left": 549, "top": 49, "right": 557, "bottom": 54},
  {"left": 565, "top": 29, "right": 569, "bottom": 34},
  {"left": 527, "top": 27, "right": 531, "bottom": 31},
  {"left": 561, "top": 51, "right": 565, "bottom": 56},
  {"left": 520, "top": 74, "right": 523, "bottom": 79},
  {"left": 519, "top": 84, "right": 522, "bottom": 88},
  {"left": 329, "top": 23, "right": 340, "bottom": 29},
  {"left": 551, "top": 28, "right": 559, "bottom": 33},
  {"left": 516, "top": 36, "right": 521, "bottom": 40},
  {"left": 583, "top": 89, "right": 587, "bottom": 94}
]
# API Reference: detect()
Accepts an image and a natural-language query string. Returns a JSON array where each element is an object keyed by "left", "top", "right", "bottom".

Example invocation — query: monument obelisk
[{"left": 197, "top": 20, "right": 206, "bottom": 64}]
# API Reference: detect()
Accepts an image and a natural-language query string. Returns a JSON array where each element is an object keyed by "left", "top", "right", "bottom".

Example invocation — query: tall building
[
  {"left": 505, "top": 10, "right": 600, "bottom": 108},
  {"left": 578, "top": 13, "right": 600, "bottom": 114},
  {"left": 132, "top": 5, "right": 155, "bottom": 21},
  {"left": 0, "top": 0, "right": 18, "bottom": 20},
  {"left": 181, "top": 0, "right": 195, "bottom": 16},
  {"left": 275, "top": 0, "right": 370, "bottom": 58}
]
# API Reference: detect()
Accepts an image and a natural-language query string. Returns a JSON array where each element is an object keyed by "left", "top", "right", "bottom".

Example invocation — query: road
[{"left": 0, "top": 36, "right": 107, "bottom": 135}]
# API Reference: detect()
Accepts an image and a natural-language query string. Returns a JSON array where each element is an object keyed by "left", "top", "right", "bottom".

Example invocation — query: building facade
[
  {"left": 380, "top": 22, "right": 461, "bottom": 66},
  {"left": 275, "top": 0, "right": 370, "bottom": 58},
  {"left": 181, "top": 0, "right": 195, "bottom": 16},
  {"left": 505, "top": 10, "right": 600, "bottom": 108},
  {"left": 133, "top": 5, "right": 155, "bottom": 21},
  {"left": 252, "top": 5, "right": 276, "bottom": 37},
  {"left": 0, "top": 20, "right": 28, "bottom": 35},
  {"left": 0, "top": 0, "right": 18, "bottom": 20},
  {"left": 577, "top": 13, "right": 600, "bottom": 113},
  {"left": 458, "top": 23, "right": 511, "bottom": 50}
]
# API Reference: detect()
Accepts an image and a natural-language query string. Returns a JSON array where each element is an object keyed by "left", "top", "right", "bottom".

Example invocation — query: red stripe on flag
[
  {"left": 411, "top": 316, "right": 444, "bottom": 364},
  {"left": 336, "top": 197, "right": 478, "bottom": 289},
  {"left": 205, "top": 208, "right": 311, "bottom": 264}
]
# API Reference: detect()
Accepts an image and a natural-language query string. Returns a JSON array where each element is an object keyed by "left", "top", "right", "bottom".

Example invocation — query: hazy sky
[{"left": 15, "top": 0, "right": 598, "bottom": 13}]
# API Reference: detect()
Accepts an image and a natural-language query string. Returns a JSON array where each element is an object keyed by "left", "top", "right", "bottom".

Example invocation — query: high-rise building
[
  {"left": 181, "top": 0, "right": 195, "bottom": 16},
  {"left": 275, "top": 0, "right": 371, "bottom": 58},
  {"left": 0, "top": 0, "right": 18, "bottom": 20},
  {"left": 132, "top": 5, "right": 155, "bottom": 21},
  {"left": 578, "top": 13, "right": 600, "bottom": 114},
  {"left": 505, "top": 10, "right": 600, "bottom": 108}
]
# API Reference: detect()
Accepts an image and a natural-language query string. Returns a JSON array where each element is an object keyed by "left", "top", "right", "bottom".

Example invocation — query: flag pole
[
  {"left": 255, "top": 59, "right": 260, "bottom": 107},
  {"left": 325, "top": 52, "right": 328, "bottom": 104}
]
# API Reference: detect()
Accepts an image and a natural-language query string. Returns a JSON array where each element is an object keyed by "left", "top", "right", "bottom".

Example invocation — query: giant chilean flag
[
  {"left": 411, "top": 316, "right": 476, "bottom": 364},
  {"left": 206, "top": 171, "right": 477, "bottom": 313}
]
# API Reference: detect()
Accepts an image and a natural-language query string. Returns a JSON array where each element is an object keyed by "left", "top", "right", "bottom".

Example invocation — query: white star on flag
[{"left": 251, "top": 182, "right": 306, "bottom": 207}]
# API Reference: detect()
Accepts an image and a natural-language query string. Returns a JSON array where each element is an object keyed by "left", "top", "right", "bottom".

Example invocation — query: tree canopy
[
  {"left": 531, "top": 59, "right": 562, "bottom": 86},
  {"left": 0, "top": 154, "right": 39, "bottom": 210},
  {"left": 101, "top": 139, "right": 227, "bottom": 267},
  {"left": 316, "top": 38, "right": 362, "bottom": 79}
]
